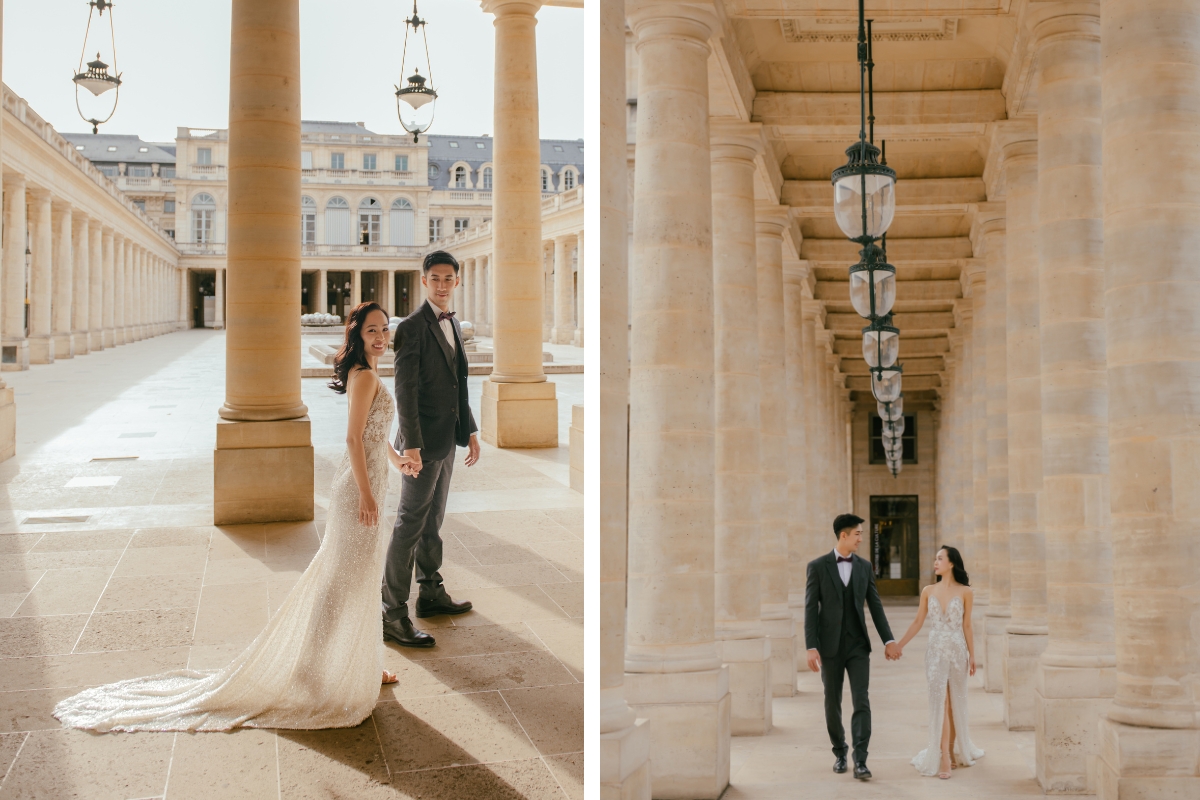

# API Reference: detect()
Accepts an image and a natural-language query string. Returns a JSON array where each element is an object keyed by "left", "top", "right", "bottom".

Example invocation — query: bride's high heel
[{"left": 938, "top": 751, "right": 952, "bottom": 780}]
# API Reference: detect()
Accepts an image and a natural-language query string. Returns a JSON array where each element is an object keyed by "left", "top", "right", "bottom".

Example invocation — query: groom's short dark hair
[
  {"left": 833, "top": 513, "right": 864, "bottom": 539},
  {"left": 423, "top": 250, "right": 460, "bottom": 274}
]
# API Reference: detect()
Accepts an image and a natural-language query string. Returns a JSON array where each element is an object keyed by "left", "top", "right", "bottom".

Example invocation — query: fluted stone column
[
  {"left": 573, "top": 229, "right": 584, "bottom": 346},
  {"left": 50, "top": 205, "right": 74, "bottom": 359},
  {"left": 981, "top": 216, "right": 1012, "bottom": 694},
  {"left": 214, "top": 0, "right": 313, "bottom": 524},
  {"left": 709, "top": 124, "right": 770, "bottom": 735},
  {"left": 1, "top": 173, "right": 29, "bottom": 370},
  {"left": 213, "top": 268, "right": 225, "bottom": 330},
  {"left": 71, "top": 214, "right": 89, "bottom": 354},
  {"left": 102, "top": 230, "right": 115, "bottom": 346},
  {"left": 1002, "top": 138, "right": 1049, "bottom": 730},
  {"left": 1096, "top": 0, "right": 1200, "bottom": 794},
  {"left": 27, "top": 190, "right": 53, "bottom": 364},
  {"left": 88, "top": 221, "right": 102, "bottom": 350},
  {"left": 479, "top": 0, "right": 558, "bottom": 447},
  {"left": 755, "top": 206, "right": 796, "bottom": 698},
  {"left": 599, "top": 0, "right": 650, "bottom": 790},
  {"left": 551, "top": 235, "right": 575, "bottom": 344},
  {"left": 784, "top": 261, "right": 808, "bottom": 673},
  {"left": 1026, "top": 8, "right": 1115, "bottom": 792},
  {"left": 623, "top": 3, "right": 729, "bottom": 796}
]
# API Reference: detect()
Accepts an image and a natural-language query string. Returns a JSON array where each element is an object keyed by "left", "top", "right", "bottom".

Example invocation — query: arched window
[
  {"left": 482, "top": 166, "right": 493, "bottom": 190},
  {"left": 454, "top": 166, "right": 468, "bottom": 189},
  {"left": 192, "top": 193, "right": 216, "bottom": 243},
  {"left": 541, "top": 169, "right": 550, "bottom": 192},
  {"left": 301, "top": 196, "right": 316, "bottom": 245},
  {"left": 390, "top": 197, "right": 415, "bottom": 246},
  {"left": 428, "top": 163, "right": 440, "bottom": 181},
  {"left": 358, "top": 197, "right": 381, "bottom": 246},
  {"left": 562, "top": 169, "right": 576, "bottom": 190},
  {"left": 325, "top": 196, "right": 350, "bottom": 245}
]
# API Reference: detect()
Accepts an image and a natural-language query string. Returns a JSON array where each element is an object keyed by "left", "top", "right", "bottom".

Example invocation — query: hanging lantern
[
  {"left": 871, "top": 364, "right": 903, "bottom": 404},
  {"left": 862, "top": 316, "right": 899, "bottom": 368},
  {"left": 878, "top": 396, "right": 904, "bottom": 422},
  {"left": 72, "top": 1, "right": 121, "bottom": 134},
  {"left": 395, "top": 1, "right": 438, "bottom": 143},
  {"left": 849, "top": 243, "right": 896, "bottom": 320},
  {"left": 832, "top": 142, "right": 896, "bottom": 243}
]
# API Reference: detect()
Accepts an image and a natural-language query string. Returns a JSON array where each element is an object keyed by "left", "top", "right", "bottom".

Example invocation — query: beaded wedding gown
[
  {"left": 54, "top": 376, "right": 395, "bottom": 732},
  {"left": 911, "top": 594, "right": 986, "bottom": 775}
]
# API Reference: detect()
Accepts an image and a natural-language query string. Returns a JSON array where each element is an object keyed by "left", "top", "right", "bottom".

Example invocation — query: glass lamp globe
[
  {"left": 850, "top": 266, "right": 896, "bottom": 319},
  {"left": 863, "top": 318, "right": 899, "bottom": 368},
  {"left": 74, "top": 54, "right": 121, "bottom": 96},
  {"left": 831, "top": 142, "right": 897, "bottom": 242},
  {"left": 884, "top": 416, "right": 905, "bottom": 436},
  {"left": 396, "top": 70, "right": 436, "bottom": 109},
  {"left": 878, "top": 396, "right": 903, "bottom": 422},
  {"left": 871, "top": 365, "right": 903, "bottom": 404}
]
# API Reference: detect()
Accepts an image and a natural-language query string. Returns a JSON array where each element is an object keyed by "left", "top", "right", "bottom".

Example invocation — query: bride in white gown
[
  {"left": 894, "top": 545, "right": 986, "bottom": 779},
  {"left": 54, "top": 303, "right": 415, "bottom": 733}
]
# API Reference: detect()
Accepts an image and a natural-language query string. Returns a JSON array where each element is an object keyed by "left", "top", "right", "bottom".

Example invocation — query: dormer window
[
  {"left": 449, "top": 142, "right": 459, "bottom": 148},
  {"left": 75, "top": 145, "right": 85, "bottom": 151},
  {"left": 476, "top": 142, "right": 485, "bottom": 149},
  {"left": 107, "top": 146, "right": 117, "bottom": 152},
  {"left": 554, "top": 145, "right": 564, "bottom": 152},
  {"left": 138, "top": 146, "right": 149, "bottom": 153}
]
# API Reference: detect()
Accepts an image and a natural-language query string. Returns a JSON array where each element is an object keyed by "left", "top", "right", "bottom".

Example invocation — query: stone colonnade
[{"left": 932, "top": 3, "right": 1200, "bottom": 796}]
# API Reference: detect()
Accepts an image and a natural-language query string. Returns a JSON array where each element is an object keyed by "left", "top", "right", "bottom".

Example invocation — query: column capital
[
  {"left": 628, "top": 1, "right": 718, "bottom": 47},
  {"left": 754, "top": 203, "right": 790, "bottom": 237},
  {"left": 479, "top": 0, "right": 542, "bottom": 17},
  {"left": 709, "top": 121, "right": 762, "bottom": 162},
  {"left": 1001, "top": 137, "right": 1039, "bottom": 176},
  {"left": 1028, "top": 1, "right": 1100, "bottom": 47}
]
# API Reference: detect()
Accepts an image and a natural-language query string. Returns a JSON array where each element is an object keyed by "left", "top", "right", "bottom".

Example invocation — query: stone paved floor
[
  {"left": 727, "top": 603, "right": 1044, "bottom": 798},
  {"left": 0, "top": 329, "right": 583, "bottom": 799}
]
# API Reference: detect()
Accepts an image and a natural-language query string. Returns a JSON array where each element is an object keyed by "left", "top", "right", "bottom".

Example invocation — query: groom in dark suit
[
  {"left": 805, "top": 513, "right": 899, "bottom": 780},
  {"left": 381, "top": 250, "right": 480, "bottom": 648}
]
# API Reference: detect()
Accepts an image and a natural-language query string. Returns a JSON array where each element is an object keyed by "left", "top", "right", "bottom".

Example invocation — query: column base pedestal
[
  {"left": 573, "top": 329, "right": 583, "bottom": 347},
  {"left": 214, "top": 417, "right": 314, "bottom": 525},
  {"left": 625, "top": 666, "right": 731, "bottom": 799},
  {"left": 717, "top": 636, "right": 771, "bottom": 735},
  {"left": 1036, "top": 660, "right": 1116, "bottom": 794},
  {"left": 52, "top": 333, "right": 74, "bottom": 359},
  {"left": 764, "top": 615, "right": 796, "bottom": 697},
  {"left": 569, "top": 404, "right": 584, "bottom": 492},
  {"left": 89, "top": 331, "right": 104, "bottom": 351},
  {"left": 1, "top": 339, "right": 29, "bottom": 371},
  {"left": 973, "top": 602, "right": 988, "bottom": 671},
  {"left": 601, "top": 717, "right": 652, "bottom": 800},
  {"left": 985, "top": 606, "right": 1011, "bottom": 693},
  {"left": 550, "top": 327, "right": 574, "bottom": 345},
  {"left": 28, "top": 335, "right": 54, "bottom": 364},
  {"left": 481, "top": 379, "right": 558, "bottom": 448},
  {"left": 1004, "top": 627, "right": 1048, "bottom": 730},
  {"left": 1097, "top": 716, "right": 1200, "bottom": 800},
  {"left": 0, "top": 386, "right": 15, "bottom": 462},
  {"left": 102, "top": 329, "right": 115, "bottom": 348}
]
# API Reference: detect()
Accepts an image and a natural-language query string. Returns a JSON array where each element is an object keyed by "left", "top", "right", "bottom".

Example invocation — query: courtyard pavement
[
  {"left": 0, "top": 329, "right": 583, "bottom": 800},
  {"left": 726, "top": 602, "right": 1044, "bottom": 798}
]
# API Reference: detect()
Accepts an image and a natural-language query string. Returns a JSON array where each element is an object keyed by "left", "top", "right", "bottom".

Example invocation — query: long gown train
[
  {"left": 911, "top": 594, "right": 986, "bottom": 775},
  {"left": 53, "top": 377, "right": 395, "bottom": 732}
]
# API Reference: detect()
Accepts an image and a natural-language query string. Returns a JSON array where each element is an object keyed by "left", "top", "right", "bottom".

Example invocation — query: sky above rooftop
[{"left": 4, "top": 0, "right": 582, "bottom": 143}]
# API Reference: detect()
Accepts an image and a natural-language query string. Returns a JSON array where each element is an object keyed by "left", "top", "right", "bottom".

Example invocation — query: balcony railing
[
  {"left": 177, "top": 242, "right": 225, "bottom": 255},
  {"left": 300, "top": 168, "right": 417, "bottom": 185},
  {"left": 191, "top": 164, "right": 225, "bottom": 175},
  {"left": 179, "top": 242, "right": 425, "bottom": 259}
]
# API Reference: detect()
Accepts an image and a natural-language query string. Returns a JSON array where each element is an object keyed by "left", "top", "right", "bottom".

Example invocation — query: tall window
[
  {"left": 563, "top": 169, "right": 575, "bottom": 190},
  {"left": 482, "top": 167, "right": 493, "bottom": 190},
  {"left": 454, "top": 166, "right": 468, "bottom": 188},
  {"left": 455, "top": 218, "right": 470, "bottom": 234},
  {"left": 395, "top": 154, "right": 409, "bottom": 172},
  {"left": 363, "top": 153, "right": 377, "bottom": 170},
  {"left": 129, "top": 165, "right": 151, "bottom": 178},
  {"left": 390, "top": 198, "right": 415, "bottom": 246},
  {"left": 196, "top": 147, "right": 212, "bottom": 166},
  {"left": 191, "top": 193, "right": 216, "bottom": 243},
  {"left": 429, "top": 217, "right": 442, "bottom": 242},
  {"left": 325, "top": 196, "right": 350, "bottom": 245},
  {"left": 330, "top": 152, "right": 345, "bottom": 170},
  {"left": 301, "top": 196, "right": 316, "bottom": 245},
  {"left": 164, "top": 199, "right": 175, "bottom": 213},
  {"left": 358, "top": 198, "right": 381, "bottom": 245},
  {"left": 161, "top": 167, "right": 176, "bottom": 179},
  {"left": 870, "top": 415, "right": 917, "bottom": 464},
  {"left": 541, "top": 169, "right": 550, "bottom": 192},
  {"left": 301, "top": 151, "right": 313, "bottom": 169},
  {"left": 133, "top": 200, "right": 146, "bottom": 212}
]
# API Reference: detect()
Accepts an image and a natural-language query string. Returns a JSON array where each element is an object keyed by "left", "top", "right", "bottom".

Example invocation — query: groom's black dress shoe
[
  {"left": 833, "top": 757, "right": 847, "bottom": 774},
  {"left": 853, "top": 762, "right": 872, "bottom": 781},
  {"left": 383, "top": 617, "right": 435, "bottom": 648},
  {"left": 415, "top": 596, "right": 473, "bottom": 618}
]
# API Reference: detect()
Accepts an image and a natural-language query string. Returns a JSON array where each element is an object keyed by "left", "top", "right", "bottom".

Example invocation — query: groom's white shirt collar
[{"left": 833, "top": 548, "right": 853, "bottom": 586}]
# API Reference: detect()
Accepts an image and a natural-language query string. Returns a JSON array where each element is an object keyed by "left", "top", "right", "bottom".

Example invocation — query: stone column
[
  {"left": 802, "top": 306, "right": 822, "bottom": 564},
  {"left": 956, "top": 304, "right": 976, "bottom": 632},
  {"left": 981, "top": 216, "right": 1011, "bottom": 694},
  {"left": 573, "top": 229, "right": 584, "bottom": 346},
  {"left": 551, "top": 234, "right": 575, "bottom": 343},
  {"left": 965, "top": 265, "right": 989, "bottom": 614},
  {"left": 27, "top": 190, "right": 53, "bottom": 364},
  {"left": 1, "top": 173, "right": 29, "bottom": 369},
  {"left": 479, "top": 0, "right": 557, "bottom": 447},
  {"left": 213, "top": 268, "right": 225, "bottom": 329},
  {"left": 88, "top": 221, "right": 102, "bottom": 350},
  {"left": 122, "top": 239, "right": 133, "bottom": 342},
  {"left": 214, "top": 0, "right": 312, "bottom": 524},
  {"left": 1027, "top": 8, "right": 1115, "bottom": 792},
  {"left": 102, "top": 230, "right": 115, "bottom": 346},
  {"left": 460, "top": 259, "right": 473, "bottom": 322},
  {"left": 623, "top": 3, "right": 729, "bottom": 796},
  {"left": 1002, "top": 137, "right": 1049, "bottom": 730},
  {"left": 350, "top": 268, "right": 361, "bottom": 308},
  {"left": 784, "top": 260, "right": 808, "bottom": 672},
  {"left": 542, "top": 240, "right": 554, "bottom": 339},
  {"left": 316, "top": 269, "right": 327, "bottom": 313},
  {"left": 599, "top": 0, "right": 650, "bottom": 789},
  {"left": 756, "top": 205, "right": 795, "bottom": 698},
  {"left": 71, "top": 214, "right": 89, "bottom": 354},
  {"left": 1095, "top": 0, "right": 1200, "bottom": 794},
  {"left": 474, "top": 256, "right": 488, "bottom": 333},
  {"left": 0, "top": 3, "right": 12, "bottom": 461},
  {"left": 709, "top": 123, "right": 770, "bottom": 735},
  {"left": 385, "top": 269, "right": 396, "bottom": 318}
]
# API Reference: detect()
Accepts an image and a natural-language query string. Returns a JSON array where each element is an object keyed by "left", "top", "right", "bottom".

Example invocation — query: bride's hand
[
  {"left": 968, "top": 656, "right": 976, "bottom": 677},
  {"left": 359, "top": 492, "right": 379, "bottom": 528}
]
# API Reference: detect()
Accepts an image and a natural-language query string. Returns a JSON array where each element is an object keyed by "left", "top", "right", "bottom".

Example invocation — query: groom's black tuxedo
[{"left": 805, "top": 550, "right": 894, "bottom": 766}]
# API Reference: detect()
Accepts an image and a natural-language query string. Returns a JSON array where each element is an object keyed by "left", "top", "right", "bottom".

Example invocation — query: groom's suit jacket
[
  {"left": 392, "top": 299, "right": 478, "bottom": 462},
  {"left": 804, "top": 550, "right": 894, "bottom": 660}
]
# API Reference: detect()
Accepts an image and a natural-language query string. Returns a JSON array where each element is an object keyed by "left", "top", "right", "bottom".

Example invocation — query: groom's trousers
[
  {"left": 381, "top": 449, "right": 455, "bottom": 621},
  {"left": 821, "top": 630, "right": 872, "bottom": 764}
]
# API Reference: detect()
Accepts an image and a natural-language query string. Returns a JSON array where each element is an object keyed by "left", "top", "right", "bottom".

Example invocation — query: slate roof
[
  {"left": 62, "top": 133, "right": 176, "bottom": 165},
  {"left": 426, "top": 134, "right": 584, "bottom": 188}
]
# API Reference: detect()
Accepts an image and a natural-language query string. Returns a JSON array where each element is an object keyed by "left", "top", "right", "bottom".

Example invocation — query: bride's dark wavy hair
[
  {"left": 935, "top": 545, "right": 971, "bottom": 586},
  {"left": 328, "top": 302, "right": 386, "bottom": 395}
]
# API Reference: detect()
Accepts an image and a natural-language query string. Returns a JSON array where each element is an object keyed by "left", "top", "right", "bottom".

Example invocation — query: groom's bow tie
[
  {"left": 437, "top": 311, "right": 456, "bottom": 322},
  {"left": 837, "top": 556, "right": 853, "bottom": 563}
]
